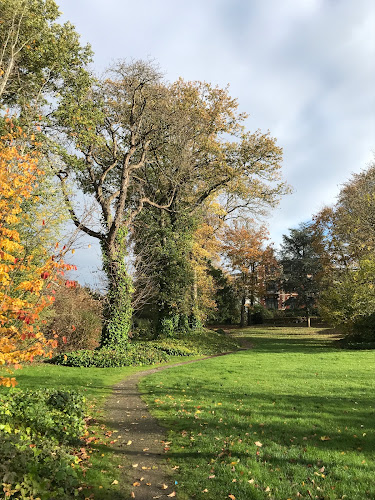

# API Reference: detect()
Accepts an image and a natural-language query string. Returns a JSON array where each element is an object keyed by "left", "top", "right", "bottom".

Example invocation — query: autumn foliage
[{"left": 0, "top": 127, "right": 74, "bottom": 386}]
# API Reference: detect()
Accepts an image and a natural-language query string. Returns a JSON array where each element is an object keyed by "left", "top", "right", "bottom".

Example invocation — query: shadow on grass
[{"left": 229, "top": 329, "right": 340, "bottom": 354}]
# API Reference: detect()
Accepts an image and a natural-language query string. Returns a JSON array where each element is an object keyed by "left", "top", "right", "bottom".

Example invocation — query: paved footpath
[{"left": 105, "top": 353, "right": 241, "bottom": 499}]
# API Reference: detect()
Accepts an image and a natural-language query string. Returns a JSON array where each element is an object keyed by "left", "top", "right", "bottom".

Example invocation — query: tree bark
[
  {"left": 100, "top": 235, "right": 133, "bottom": 349},
  {"left": 240, "top": 296, "right": 246, "bottom": 327}
]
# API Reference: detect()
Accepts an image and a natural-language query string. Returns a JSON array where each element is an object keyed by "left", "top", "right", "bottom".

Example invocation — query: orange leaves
[
  {"left": 0, "top": 376, "right": 17, "bottom": 387},
  {"left": 0, "top": 126, "right": 76, "bottom": 386}
]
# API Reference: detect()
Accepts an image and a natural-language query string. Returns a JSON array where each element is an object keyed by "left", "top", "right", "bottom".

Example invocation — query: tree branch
[{"left": 55, "top": 170, "right": 104, "bottom": 240}]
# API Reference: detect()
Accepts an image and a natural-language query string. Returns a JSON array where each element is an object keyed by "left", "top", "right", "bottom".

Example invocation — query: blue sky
[{"left": 57, "top": 0, "right": 375, "bottom": 287}]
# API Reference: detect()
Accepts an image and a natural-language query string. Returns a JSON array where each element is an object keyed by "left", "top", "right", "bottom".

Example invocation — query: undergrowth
[
  {"left": 0, "top": 389, "right": 87, "bottom": 499},
  {"left": 50, "top": 329, "right": 240, "bottom": 368}
]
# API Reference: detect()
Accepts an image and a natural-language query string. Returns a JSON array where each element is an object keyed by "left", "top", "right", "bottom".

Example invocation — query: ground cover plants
[
  {"left": 0, "top": 389, "right": 86, "bottom": 499},
  {"left": 49, "top": 329, "right": 240, "bottom": 367},
  {"left": 140, "top": 326, "right": 375, "bottom": 500}
]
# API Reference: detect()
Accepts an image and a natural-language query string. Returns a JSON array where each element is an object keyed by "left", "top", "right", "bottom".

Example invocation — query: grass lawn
[{"left": 140, "top": 326, "right": 375, "bottom": 500}]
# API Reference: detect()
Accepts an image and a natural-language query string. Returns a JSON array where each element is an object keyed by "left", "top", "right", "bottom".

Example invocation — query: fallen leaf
[
  {"left": 131, "top": 492, "right": 135, "bottom": 499},
  {"left": 228, "top": 495, "right": 236, "bottom": 500},
  {"left": 202, "top": 488, "right": 209, "bottom": 492},
  {"left": 208, "top": 475, "right": 216, "bottom": 479},
  {"left": 111, "top": 480, "right": 119, "bottom": 485},
  {"left": 265, "top": 486, "right": 271, "bottom": 492},
  {"left": 254, "top": 441, "right": 263, "bottom": 447},
  {"left": 133, "top": 482, "right": 141, "bottom": 487},
  {"left": 132, "top": 463, "right": 139, "bottom": 468},
  {"left": 320, "top": 436, "right": 330, "bottom": 441},
  {"left": 161, "top": 484, "right": 168, "bottom": 490},
  {"left": 127, "top": 440, "right": 133, "bottom": 445},
  {"left": 167, "top": 492, "right": 176, "bottom": 497}
]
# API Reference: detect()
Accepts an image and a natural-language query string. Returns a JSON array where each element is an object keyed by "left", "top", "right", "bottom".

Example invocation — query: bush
[
  {"left": 0, "top": 389, "right": 86, "bottom": 444},
  {"left": 337, "top": 313, "right": 375, "bottom": 350},
  {"left": 178, "top": 314, "right": 190, "bottom": 333},
  {"left": 50, "top": 329, "right": 241, "bottom": 367},
  {"left": 131, "top": 318, "right": 156, "bottom": 339},
  {"left": 43, "top": 284, "right": 102, "bottom": 352},
  {"left": 50, "top": 345, "right": 170, "bottom": 368},
  {"left": 159, "top": 317, "right": 175, "bottom": 337},
  {"left": 0, "top": 389, "right": 86, "bottom": 499}
]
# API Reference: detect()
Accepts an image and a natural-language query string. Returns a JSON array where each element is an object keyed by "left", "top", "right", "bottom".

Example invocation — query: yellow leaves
[
  {"left": 0, "top": 127, "right": 74, "bottom": 384},
  {"left": 254, "top": 441, "right": 263, "bottom": 447},
  {"left": 0, "top": 377, "right": 17, "bottom": 387},
  {"left": 16, "top": 279, "right": 43, "bottom": 292},
  {"left": 320, "top": 436, "right": 331, "bottom": 441}
]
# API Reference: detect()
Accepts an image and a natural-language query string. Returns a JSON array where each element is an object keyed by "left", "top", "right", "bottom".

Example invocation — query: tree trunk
[
  {"left": 240, "top": 296, "right": 246, "bottom": 327},
  {"left": 100, "top": 233, "right": 133, "bottom": 349},
  {"left": 247, "top": 306, "right": 252, "bottom": 326}
]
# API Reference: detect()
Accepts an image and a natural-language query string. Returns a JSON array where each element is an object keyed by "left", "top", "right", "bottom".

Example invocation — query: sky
[{"left": 56, "top": 0, "right": 375, "bottom": 288}]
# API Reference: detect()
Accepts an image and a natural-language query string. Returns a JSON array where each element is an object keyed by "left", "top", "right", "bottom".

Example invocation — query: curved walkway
[{"left": 105, "top": 350, "right": 247, "bottom": 499}]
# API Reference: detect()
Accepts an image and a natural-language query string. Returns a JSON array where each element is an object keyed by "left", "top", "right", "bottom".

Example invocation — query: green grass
[{"left": 140, "top": 326, "right": 375, "bottom": 500}]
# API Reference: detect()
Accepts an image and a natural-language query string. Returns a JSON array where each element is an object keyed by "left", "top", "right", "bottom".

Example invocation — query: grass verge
[{"left": 140, "top": 326, "right": 375, "bottom": 500}]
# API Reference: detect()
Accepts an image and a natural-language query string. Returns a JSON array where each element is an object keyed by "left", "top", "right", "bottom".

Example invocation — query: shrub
[
  {"left": 159, "top": 317, "right": 175, "bottom": 337},
  {"left": 178, "top": 314, "right": 190, "bottom": 333},
  {"left": 0, "top": 389, "right": 86, "bottom": 444},
  {"left": 50, "top": 345, "right": 170, "bottom": 368},
  {"left": 0, "top": 389, "right": 87, "bottom": 499},
  {"left": 43, "top": 284, "right": 102, "bottom": 352},
  {"left": 131, "top": 318, "right": 156, "bottom": 339},
  {"left": 50, "top": 328, "right": 241, "bottom": 367}
]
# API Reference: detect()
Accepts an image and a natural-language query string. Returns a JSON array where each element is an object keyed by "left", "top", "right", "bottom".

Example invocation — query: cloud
[{"left": 57, "top": 0, "right": 375, "bottom": 282}]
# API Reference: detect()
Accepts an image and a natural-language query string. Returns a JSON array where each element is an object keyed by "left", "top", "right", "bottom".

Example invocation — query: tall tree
[
  {"left": 279, "top": 223, "right": 321, "bottom": 327},
  {"left": 0, "top": 0, "right": 92, "bottom": 122},
  {"left": 55, "top": 61, "right": 288, "bottom": 346},
  {"left": 314, "top": 160, "right": 375, "bottom": 340},
  {"left": 222, "top": 222, "right": 277, "bottom": 326}
]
